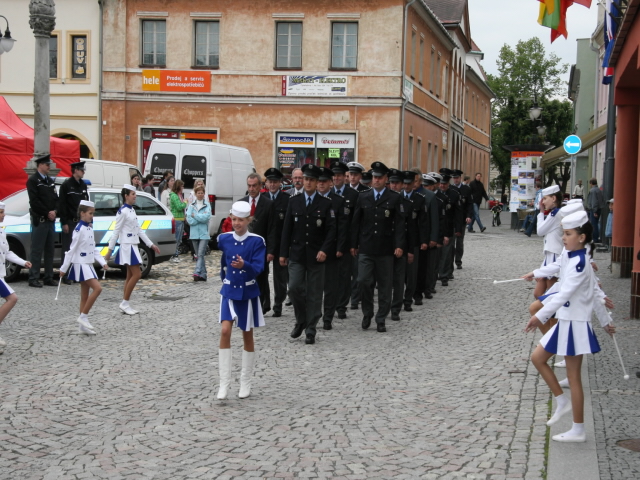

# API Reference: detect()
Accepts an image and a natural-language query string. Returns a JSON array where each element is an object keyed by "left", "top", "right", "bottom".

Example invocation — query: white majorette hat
[
  {"left": 567, "top": 199, "right": 583, "bottom": 205},
  {"left": 230, "top": 201, "right": 251, "bottom": 218},
  {"left": 123, "top": 184, "right": 136, "bottom": 191},
  {"left": 0, "top": 202, "right": 5, "bottom": 209},
  {"left": 79, "top": 200, "right": 95, "bottom": 208},
  {"left": 541, "top": 185, "right": 560, "bottom": 196},
  {"left": 561, "top": 210, "right": 588, "bottom": 229},
  {"left": 560, "top": 203, "right": 583, "bottom": 217},
  {"left": 608, "top": 198, "right": 614, "bottom": 203}
]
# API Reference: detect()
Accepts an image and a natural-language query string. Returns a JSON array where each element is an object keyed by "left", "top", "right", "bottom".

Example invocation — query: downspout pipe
[
  {"left": 399, "top": 0, "right": 417, "bottom": 170},
  {"left": 98, "top": 0, "right": 104, "bottom": 158},
  {"left": 601, "top": 76, "right": 616, "bottom": 240}
]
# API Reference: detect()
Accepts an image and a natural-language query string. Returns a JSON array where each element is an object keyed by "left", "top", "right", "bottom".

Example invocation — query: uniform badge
[
  {"left": 317, "top": 219, "right": 323, "bottom": 226},
  {"left": 446, "top": 204, "right": 451, "bottom": 210},
  {"left": 279, "top": 212, "right": 284, "bottom": 219},
  {"left": 400, "top": 205, "right": 404, "bottom": 213},
  {"left": 330, "top": 209, "right": 335, "bottom": 218},
  {"left": 295, "top": 217, "right": 299, "bottom": 222},
  {"left": 385, "top": 210, "right": 390, "bottom": 217},
  {"left": 344, "top": 207, "right": 350, "bottom": 215},
  {"left": 412, "top": 212, "right": 417, "bottom": 219}
]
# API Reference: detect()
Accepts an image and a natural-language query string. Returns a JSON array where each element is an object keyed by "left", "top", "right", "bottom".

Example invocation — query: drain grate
[
  {"left": 617, "top": 439, "right": 640, "bottom": 452},
  {"left": 150, "top": 296, "right": 185, "bottom": 302}
]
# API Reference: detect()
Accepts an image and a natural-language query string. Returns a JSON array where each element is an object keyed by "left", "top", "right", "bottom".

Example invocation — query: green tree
[{"left": 487, "top": 38, "right": 573, "bottom": 194}]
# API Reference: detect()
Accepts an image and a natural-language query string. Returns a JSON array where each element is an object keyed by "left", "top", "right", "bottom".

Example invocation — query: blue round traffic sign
[{"left": 564, "top": 135, "right": 582, "bottom": 155}]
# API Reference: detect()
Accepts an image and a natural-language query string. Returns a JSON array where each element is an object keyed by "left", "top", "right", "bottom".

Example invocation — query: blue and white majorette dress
[
  {"left": 0, "top": 225, "right": 27, "bottom": 298},
  {"left": 218, "top": 231, "right": 266, "bottom": 331},
  {"left": 108, "top": 204, "right": 153, "bottom": 266},
  {"left": 534, "top": 248, "right": 611, "bottom": 356},
  {"left": 536, "top": 207, "right": 563, "bottom": 273},
  {"left": 61, "top": 220, "right": 107, "bottom": 282}
]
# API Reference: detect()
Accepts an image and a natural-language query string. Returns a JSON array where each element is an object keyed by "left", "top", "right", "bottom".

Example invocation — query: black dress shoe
[
  {"left": 456, "top": 264, "right": 462, "bottom": 270},
  {"left": 430, "top": 288, "right": 437, "bottom": 294},
  {"left": 285, "top": 300, "right": 293, "bottom": 306},
  {"left": 305, "top": 334, "right": 315, "bottom": 344},
  {"left": 361, "top": 316, "right": 372, "bottom": 330},
  {"left": 403, "top": 304, "right": 413, "bottom": 312},
  {"left": 290, "top": 324, "right": 304, "bottom": 338},
  {"left": 481, "top": 227, "right": 486, "bottom": 233},
  {"left": 323, "top": 321, "right": 332, "bottom": 330},
  {"left": 43, "top": 279, "right": 58, "bottom": 287},
  {"left": 413, "top": 298, "right": 423, "bottom": 306},
  {"left": 377, "top": 324, "right": 387, "bottom": 333},
  {"left": 62, "top": 277, "right": 72, "bottom": 285},
  {"left": 448, "top": 274, "right": 454, "bottom": 280},
  {"left": 391, "top": 313, "right": 400, "bottom": 321},
  {"left": 424, "top": 292, "right": 433, "bottom": 299},
  {"left": 441, "top": 280, "right": 449, "bottom": 286},
  {"left": 272, "top": 311, "right": 282, "bottom": 317},
  {"left": 28, "top": 281, "right": 43, "bottom": 288},
  {"left": 350, "top": 304, "right": 359, "bottom": 310},
  {"left": 262, "top": 307, "right": 271, "bottom": 315}
]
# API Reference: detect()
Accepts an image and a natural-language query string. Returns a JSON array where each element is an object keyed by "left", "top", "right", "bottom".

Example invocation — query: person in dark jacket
[
  {"left": 26, "top": 155, "right": 59, "bottom": 288},
  {"left": 468, "top": 172, "right": 489, "bottom": 233},
  {"left": 280, "top": 164, "right": 336, "bottom": 344},
  {"left": 402, "top": 170, "right": 427, "bottom": 311},
  {"left": 350, "top": 162, "right": 405, "bottom": 332},
  {"left": 58, "top": 161, "right": 89, "bottom": 284},
  {"left": 437, "top": 170, "right": 461, "bottom": 286},
  {"left": 450, "top": 169, "right": 473, "bottom": 269}
]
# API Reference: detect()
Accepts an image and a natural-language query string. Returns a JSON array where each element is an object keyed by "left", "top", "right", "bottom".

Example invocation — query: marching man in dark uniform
[
  {"left": 280, "top": 164, "right": 336, "bottom": 345},
  {"left": 26, "top": 155, "right": 59, "bottom": 288},
  {"left": 263, "top": 168, "right": 290, "bottom": 317},
  {"left": 330, "top": 161, "right": 359, "bottom": 320},
  {"left": 350, "top": 161, "right": 405, "bottom": 333},
  {"left": 59, "top": 161, "right": 89, "bottom": 284},
  {"left": 346, "top": 162, "right": 369, "bottom": 193},
  {"left": 346, "top": 161, "right": 369, "bottom": 311},
  {"left": 451, "top": 169, "right": 473, "bottom": 270},
  {"left": 388, "top": 169, "right": 415, "bottom": 321},
  {"left": 317, "top": 167, "right": 348, "bottom": 330},
  {"left": 426, "top": 172, "right": 448, "bottom": 295},
  {"left": 437, "top": 169, "right": 461, "bottom": 286}
]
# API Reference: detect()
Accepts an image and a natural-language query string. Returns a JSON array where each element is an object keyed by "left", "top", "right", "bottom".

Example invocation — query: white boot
[
  {"left": 559, "top": 377, "right": 570, "bottom": 388},
  {"left": 217, "top": 349, "right": 232, "bottom": 400},
  {"left": 238, "top": 350, "right": 255, "bottom": 399}
]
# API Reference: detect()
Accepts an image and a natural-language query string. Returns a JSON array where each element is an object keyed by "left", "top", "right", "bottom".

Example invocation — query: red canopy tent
[{"left": 0, "top": 96, "right": 80, "bottom": 200}]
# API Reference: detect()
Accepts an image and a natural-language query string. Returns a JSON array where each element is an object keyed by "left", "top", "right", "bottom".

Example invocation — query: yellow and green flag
[{"left": 538, "top": 0, "right": 561, "bottom": 30}]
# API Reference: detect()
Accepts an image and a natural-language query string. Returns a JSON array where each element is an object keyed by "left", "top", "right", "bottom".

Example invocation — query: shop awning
[{"left": 541, "top": 123, "right": 609, "bottom": 169}]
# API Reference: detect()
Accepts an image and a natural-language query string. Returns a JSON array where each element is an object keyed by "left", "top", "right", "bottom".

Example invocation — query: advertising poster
[
  {"left": 142, "top": 70, "right": 211, "bottom": 93},
  {"left": 510, "top": 152, "right": 544, "bottom": 211},
  {"left": 282, "top": 76, "right": 348, "bottom": 97}
]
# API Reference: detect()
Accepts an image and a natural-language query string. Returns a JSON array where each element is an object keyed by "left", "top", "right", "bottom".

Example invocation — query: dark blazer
[
  {"left": 435, "top": 189, "right": 452, "bottom": 239},
  {"left": 327, "top": 191, "right": 349, "bottom": 256},
  {"left": 27, "top": 172, "right": 58, "bottom": 219},
  {"left": 423, "top": 189, "right": 440, "bottom": 244},
  {"left": 333, "top": 185, "right": 359, "bottom": 226},
  {"left": 265, "top": 190, "right": 290, "bottom": 258},
  {"left": 405, "top": 191, "right": 426, "bottom": 246},
  {"left": 350, "top": 188, "right": 405, "bottom": 256},
  {"left": 444, "top": 187, "right": 464, "bottom": 235},
  {"left": 455, "top": 183, "right": 474, "bottom": 219},
  {"left": 58, "top": 176, "right": 89, "bottom": 224},
  {"left": 400, "top": 195, "right": 416, "bottom": 252},
  {"left": 280, "top": 192, "right": 336, "bottom": 265},
  {"left": 350, "top": 183, "right": 370, "bottom": 193},
  {"left": 241, "top": 194, "right": 277, "bottom": 256}
]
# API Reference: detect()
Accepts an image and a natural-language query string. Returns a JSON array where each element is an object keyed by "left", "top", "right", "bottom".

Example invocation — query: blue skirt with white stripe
[
  {"left": 114, "top": 245, "right": 141, "bottom": 266},
  {"left": 219, "top": 295, "right": 265, "bottom": 332},
  {"left": 540, "top": 319, "right": 601, "bottom": 356},
  {"left": 67, "top": 263, "right": 98, "bottom": 282},
  {"left": 0, "top": 278, "right": 15, "bottom": 298}
]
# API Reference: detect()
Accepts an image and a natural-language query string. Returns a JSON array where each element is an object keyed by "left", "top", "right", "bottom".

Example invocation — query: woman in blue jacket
[
  {"left": 216, "top": 201, "right": 266, "bottom": 400},
  {"left": 186, "top": 185, "right": 211, "bottom": 281}
]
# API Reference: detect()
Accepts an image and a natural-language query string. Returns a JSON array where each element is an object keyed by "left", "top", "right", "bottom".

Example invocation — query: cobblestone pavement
[{"left": 0, "top": 211, "right": 637, "bottom": 479}]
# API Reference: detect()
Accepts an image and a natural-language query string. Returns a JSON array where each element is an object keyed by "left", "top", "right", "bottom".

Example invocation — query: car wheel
[
  {"left": 4, "top": 239, "right": 25, "bottom": 283},
  {"left": 138, "top": 244, "right": 153, "bottom": 278}
]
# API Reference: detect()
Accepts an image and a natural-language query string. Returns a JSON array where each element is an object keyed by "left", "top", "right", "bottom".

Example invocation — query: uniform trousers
[
  {"left": 426, "top": 246, "right": 441, "bottom": 293},
  {"left": 271, "top": 257, "right": 289, "bottom": 314},
  {"left": 288, "top": 260, "right": 325, "bottom": 336},
  {"left": 322, "top": 257, "right": 340, "bottom": 323},
  {"left": 257, "top": 256, "right": 271, "bottom": 313},
  {"left": 350, "top": 255, "right": 360, "bottom": 307},
  {"left": 358, "top": 254, "right": 393, "bottom": 324},
  {"left": 414, "top": 249, "right": 429, "bottom": 301},
  {"left": 29, "top": 219, "right": 55, "bottom": 282},
  {"left": 404, "top": 247, "right": 419, "bottom": 306},
  {"left": 453, "top": 229, "right": 465, "bottom": 266},
  {"left": 335, "top": 254, "right": 351, "bottom": 316},
  {"left": 438, "top": 242, "right": 453, "bottom": 280},
  {"left": 391, "top": 254, "right": 407, "bottom": 315}
]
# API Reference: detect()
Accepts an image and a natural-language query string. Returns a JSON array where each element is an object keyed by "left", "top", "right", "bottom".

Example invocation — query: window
[
  {"left": 419, "top": 37, "right": 424, "bottom": 84},
  {"left": 276, "top": 22, "right": 302, "bottom": 69},
  {"left": 407, "top": 135, "right": 414, "bottom": 170},
  {"left": 429, "top": 47, "right": 435, "bottom": 92},
  {"left": 181, "top": 155, "right": 207, "bottom": 189},
  {"left": 194, "top": 21, "right": 219, "bottom": 68},
  {"left": 91, "top": 193, "right": 122, "bottom": 217},
  {"left": 416, "top": 138, "right": 422, "bottom": 169},
  {"left": 134, "top": 195, "right": 166, "bottom": 216},
  {"left": 443, "top": 64, "right": 448, "bottom": 102},
  {"left": 427, "top": 142, "right": 432, "bottom": 172},
  {"left": 331, "top": 22, "right": 357, "bottom": 69},
  {"left": 433, "top": 145, "right": 439, "bottom": 171},
  {"left": 436, "top": 54, "right": 441, "bottom": 97},
  {"left": 68, "top": 33, "right": 89, "bottom": 81},
  {"left": 142, "top": 20, "right": 166, "bottom": 66},
  {"left": 49, "top": 34, "right": 59, "bottom": 79},
  {"left": 148, "top": 153, "right": 176, "bottom": 178},
  {"left": 410, "top": 30, "right": 416, "bottom": 79}
]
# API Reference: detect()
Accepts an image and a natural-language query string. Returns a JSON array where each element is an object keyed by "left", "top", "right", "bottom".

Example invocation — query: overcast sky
[{"left": 468, "top": 0, "right": 601, "bottom": 87}]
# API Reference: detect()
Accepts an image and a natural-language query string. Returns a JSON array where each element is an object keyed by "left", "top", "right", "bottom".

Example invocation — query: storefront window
[{"left": 276, "top": 132, "right": 356, "bottom": 177}]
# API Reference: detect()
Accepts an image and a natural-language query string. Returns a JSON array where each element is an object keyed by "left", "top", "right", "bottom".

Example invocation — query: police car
[{"left": 1, "top": 187, "right": 176, "bottom": 282}]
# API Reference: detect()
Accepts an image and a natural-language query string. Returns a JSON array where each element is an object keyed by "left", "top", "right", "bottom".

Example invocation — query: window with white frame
[
  {"left": 194, "top": 21, "right": 219, "bottom": 68},
  {"left": 331, "top": 22, "right": 357, "bottom": 69},
  {"left": 276, "top": 22, "right": 302, "bottom": 69},
  {"left": 49, "top": 34, "right": 59, "bottom": 79},
  {"left": 142, "top": 20, "right": 166, "bottom": 66},
  {"left": 410, "top": 30, "right": 416, "bottom": 78}
]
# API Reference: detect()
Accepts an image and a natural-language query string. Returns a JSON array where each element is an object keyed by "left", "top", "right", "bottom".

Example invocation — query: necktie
[
  {"left": 375, "top": 193, "right": 380, "bottom": 202},
  {"left": 307, "top": 197, "right": 311, "bottom": 206},
  {"left": 251, "top": 197, "right": 256, "bottom": 216},
  {"left": 337, "top": 189, "right": 342, "bottom": 196},
  {"left": 271, "top": 194, "right": 275, "bottom": 201}
]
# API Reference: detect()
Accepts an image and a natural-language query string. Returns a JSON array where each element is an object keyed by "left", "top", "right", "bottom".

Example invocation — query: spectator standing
[
  {"left": 468, "top": 173, "right": 489, "bottom": 233},
  {"left": 186, "top": 185, "right": 211, "bottom": 281},
  {"left": 524, "top": 181, "right": 543, "bottom": 237},
  {"left": 187, "top": 179, "right": 206, "bottom": 204},
  {"left": 587, "top": 178, "right": 605, "bottom": 243},
  {"left": 286, "top": 168, "right": 304, "bottom": 196},
  {"left": 169, "top": 179, "right": 188, "bottom": 262},
  {"left": 573, "top": 179, "right": 584, "bottom": 199},
  {"left": 142, "top": 174, "right": 156, "bottom": 197},
  {"left": 131, "top": 174, "right": 143, "bottom": 191},
  {"left": 157, "top": 171, "right": 173, "bottom": 200},
  {"left": 605, "top": 198, "right": 614, "bottom": 250},
  {"left": 160, "top": 176, "right": 175, "bottom": 208},
  {"left": 26, "top": 155, "right": 59, "bottom": 288}
]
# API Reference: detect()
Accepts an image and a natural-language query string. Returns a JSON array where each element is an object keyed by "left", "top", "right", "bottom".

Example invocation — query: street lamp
[
  {"left": 0, "top": 15, "right": 16, "bottom": 54},
  {"left": 537, "top": 124, "right": 547, "bottom": 136},
  {"left": 529, "top": 104, "right": 542, "bottom": 121}
]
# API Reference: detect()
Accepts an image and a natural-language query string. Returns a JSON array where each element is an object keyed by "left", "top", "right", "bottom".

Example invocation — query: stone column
[{"left": 24, "top": 0, "right": 59, "bottom": 176}]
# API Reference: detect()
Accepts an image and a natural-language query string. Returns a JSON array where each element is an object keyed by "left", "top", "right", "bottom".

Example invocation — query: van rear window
[
  {"left": 149, "top": 154, "right": 176, "bottom": 178},
  {"left": 181, "top": 155, "right": 207, "bottom": 189}
]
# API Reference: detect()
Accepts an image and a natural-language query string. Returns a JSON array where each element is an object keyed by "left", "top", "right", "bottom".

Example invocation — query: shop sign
[
  {"left": 328, "top": 148, "right": 341, "bottom": 158},
  {"left": 317, "top": 133, "right": 356, "bottom": 149},
  {"left": 71, "top": 35, "right": 87, "bottom": 79},
  {"left": 142, "top": 70, "right": 211, "bottom": 93},
  {"left": 278, "top": 148, "right": 296, "bottom": 165},
  {"left": 282, "top": 76, "right": 348, "bottom": 97},
  {"left": 278, "top": 133, "right": 315, "bottom": 147}
]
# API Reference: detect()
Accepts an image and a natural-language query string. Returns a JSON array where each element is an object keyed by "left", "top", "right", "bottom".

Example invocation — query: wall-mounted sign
[
  {"left": 282, "top": 76, "right": 348, "bottom": 97},
  {"left": 317, "top": 133, "right": 356, "bottom": 149},
  {"left": 71, "top": 35, "right": 87, "bottom": 79},
  {"left": 142, "top": 70, "right": 211, "bottom": 93},
  {"left": 277, "top": 133, "right": 315, "bottom": 147}
]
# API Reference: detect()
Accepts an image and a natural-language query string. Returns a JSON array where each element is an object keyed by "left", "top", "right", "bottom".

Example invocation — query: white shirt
[
  {"left": 108, "top": 204, "right": 153, "bottom": 250},
  {"left": 0, "top": 226, "right": 27, "bottom": 278},
  {"left": 536, "top": 208, "right": 563, "bottom": 255},
  {"left": 61, "top": 221, "right": 107, "bottom": 272}
]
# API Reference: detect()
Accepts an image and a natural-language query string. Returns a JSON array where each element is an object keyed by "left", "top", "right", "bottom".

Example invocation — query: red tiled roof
[{"left": 424, "top": 0, "right": 466, "bottom": 24}]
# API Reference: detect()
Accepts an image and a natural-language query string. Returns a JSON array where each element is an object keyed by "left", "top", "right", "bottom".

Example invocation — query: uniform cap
[
  {"left": 567, "top": 199, "right": 583, "bottom": 205},
  {"left": 429, "top": 172, "right": 443, "bottom": 182},
  {"left": 388, "top": 168, "right": 404, "bottom": 182},
  {"left": 561, "top": 211, "right": 588, "bottom": 230},
  {"left": 361, "top": 171, "right": 372, "bottom": 183},
  {"left": 264, "top": 167, "right": 284, "bottom": 180},
  {"left": 79, "top": 200, "right": 95, "bottom": 208},
  {"left": 370, "top": 161, "right": 390, "bottom": 177},
  {"left": 402, "top": 171, "right": 417, "bottom": 184},
  {"left": 230, "top": 201, "right": 252, "bottom": 218},
  {"left": 317, "top": 167, "right": 334, "bottom": 181},
  {"left": 451, "top": 169, "right": 464, "bottom": 178},
  {"left": 608, "top": 198, "right": 614, "bottom": 203},
  {"left": 301, "top": 163, "right": 320, "bottom": 179},
  {"left": 422, "top": 174, "right": 436, "bottom": 185},
  {"left": 330, "top": 161, "right": 349, "bottom": 174},
  {"left": 560, "top": 203, "right": 583, "bottom": 217},
  {"left": 35, "top": 154, "right": 51, "bottom": 164},
  {"left": 542, "top": 185, "right": 560, "bottom": 196},
  {"left": 0, "top": 202, "right": 5, "bottom": 209},
  {"left": 123, "top": 184, "right": 136, "bottom": 191},
  {"left": 347, "top": 161, "right": 365, "bottom": 173},
  {"left": 70, "top": 161, "right": 86, "bottom": 171}
]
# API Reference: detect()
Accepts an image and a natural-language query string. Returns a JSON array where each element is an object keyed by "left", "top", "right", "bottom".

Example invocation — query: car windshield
[{"left": 1, "top": 190, "right": 30, "bottom": 216}]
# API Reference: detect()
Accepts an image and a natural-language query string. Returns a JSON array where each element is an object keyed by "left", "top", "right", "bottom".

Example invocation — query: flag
[
  {"left": 537, "top": 0, "right": 593, "bottom": 43},
  {"left": 602, "top": 0, "right": 620, "bottom": 84}
]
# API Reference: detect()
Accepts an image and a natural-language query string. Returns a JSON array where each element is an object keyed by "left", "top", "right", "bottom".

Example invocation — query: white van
[
  {"left": 143, "top": 139, "right": 255, "bottom": 236},
  {"left": 81, "top": 158, "right": 143, "bottom": 188}
]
